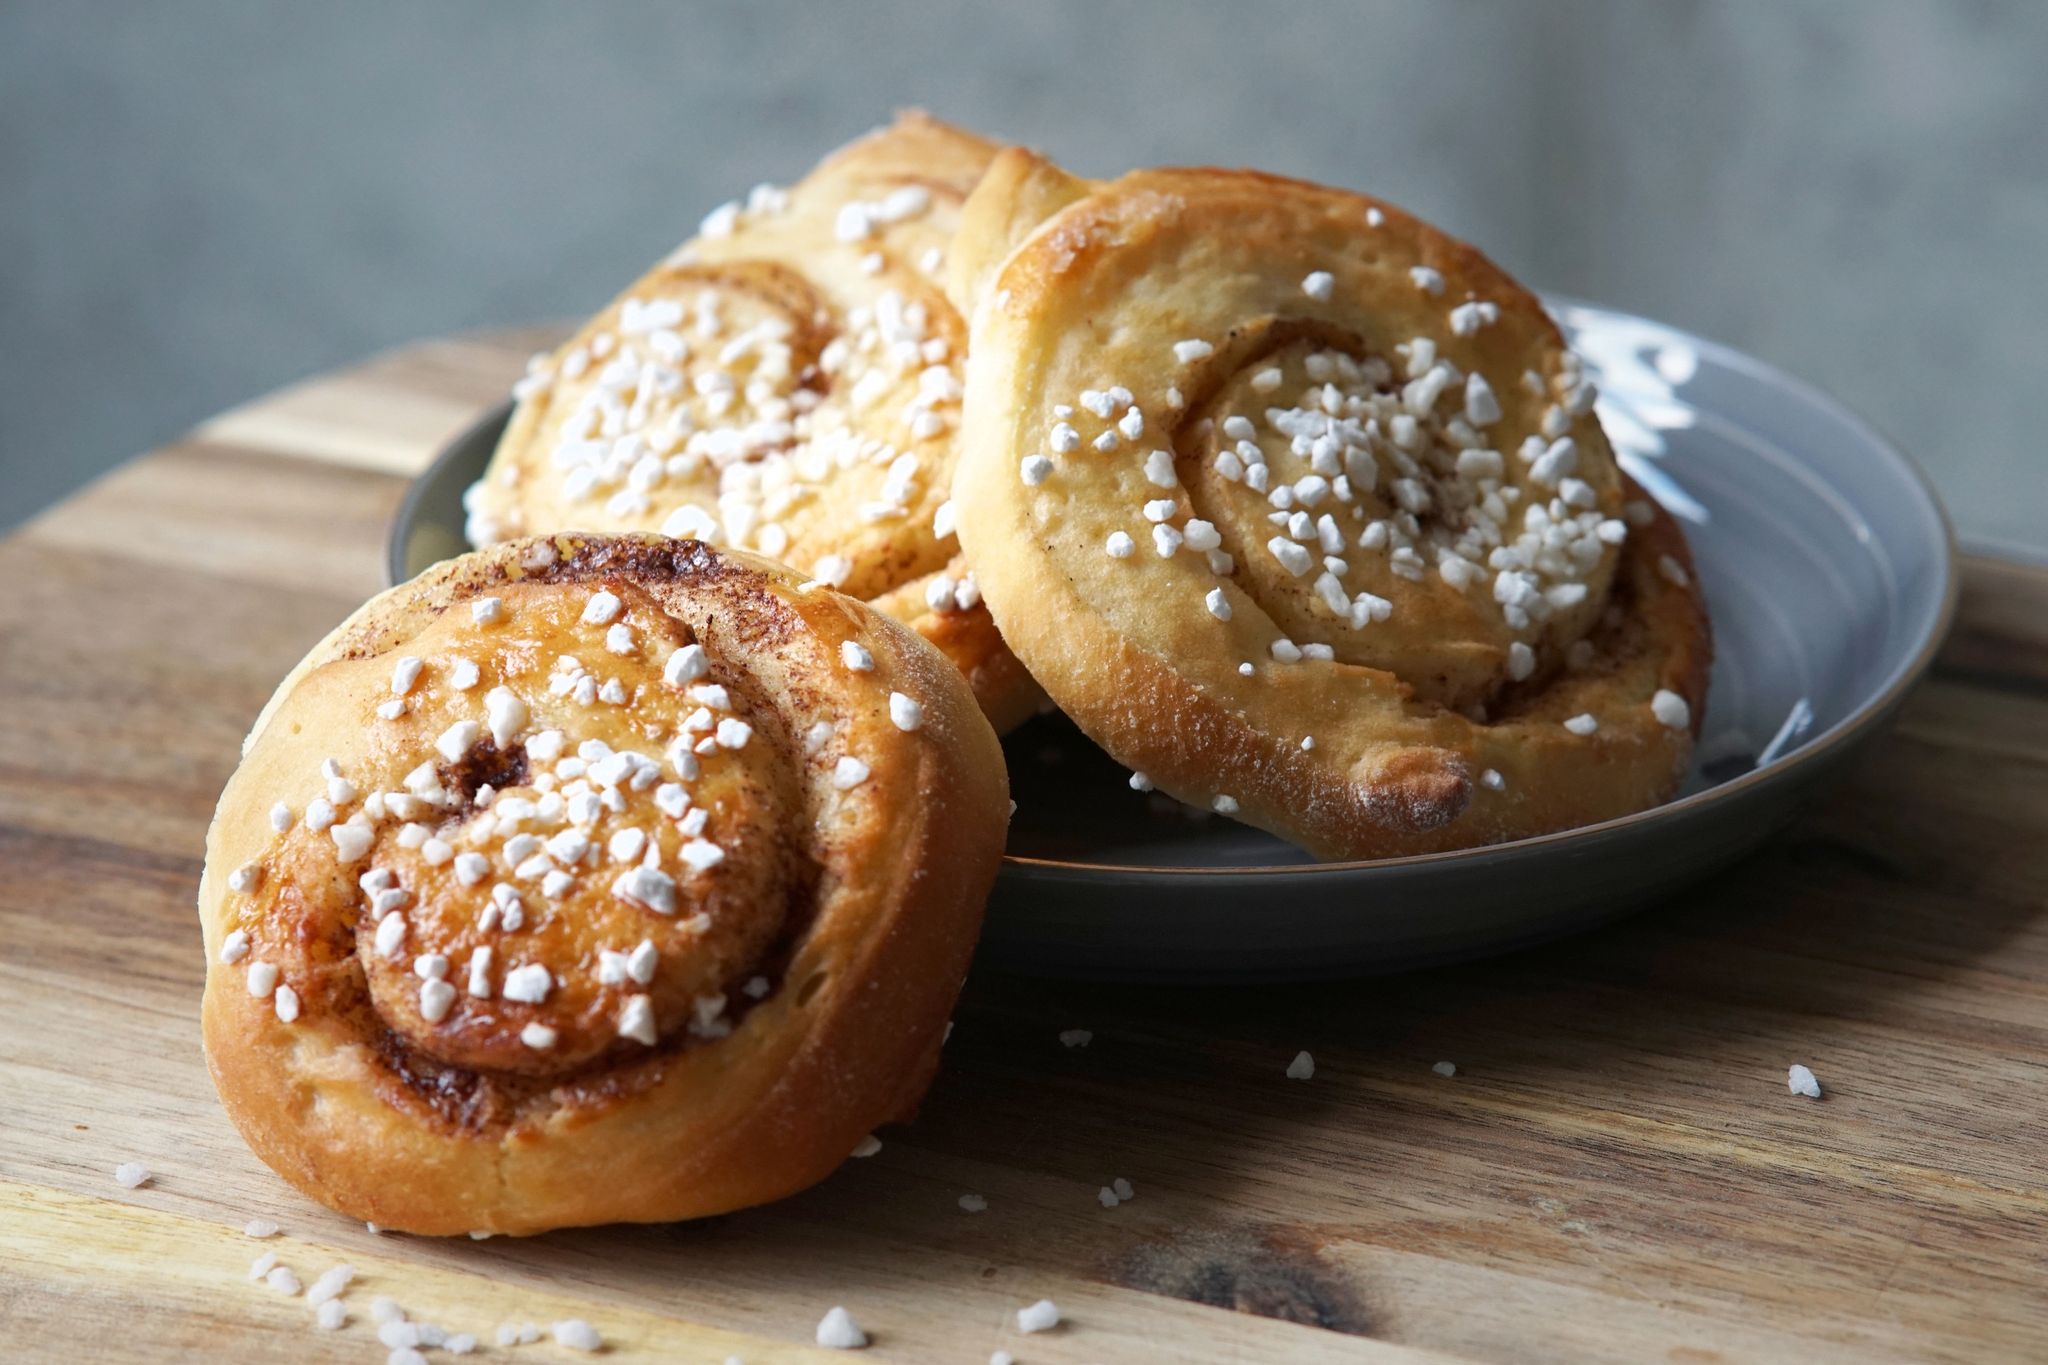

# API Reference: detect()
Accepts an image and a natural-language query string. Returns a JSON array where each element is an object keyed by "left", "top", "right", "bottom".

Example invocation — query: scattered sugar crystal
[
  {"left": 1016, "top": 1299, "right": 1061, "bottom": 1334},
  {"left": 552, "top": 1319, "right": 602, "bottom": 1352},
  {"left": 304, "top": 1264, "right": 354, "bottom": 1306},
  {"left": 816, "top": 1306, "right": 867, "bottom": 1349}
]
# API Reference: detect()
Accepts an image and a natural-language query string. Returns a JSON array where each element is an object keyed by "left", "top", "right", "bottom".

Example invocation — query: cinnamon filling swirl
[{"left": 221, "top": 570, "right": 827, "bottom": 1133}]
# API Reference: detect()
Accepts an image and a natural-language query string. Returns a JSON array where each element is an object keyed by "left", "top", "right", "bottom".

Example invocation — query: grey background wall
[{"left": 4, "top": 1, "right": 2042, "bottom": 548}]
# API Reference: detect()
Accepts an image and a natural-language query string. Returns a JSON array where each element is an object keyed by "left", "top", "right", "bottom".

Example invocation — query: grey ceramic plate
[{"left": 391, "top": 301, "right": 1956, "bottom": 981}]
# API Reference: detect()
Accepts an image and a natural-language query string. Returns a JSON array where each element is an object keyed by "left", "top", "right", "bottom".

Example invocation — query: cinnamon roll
[
  {"left": 200, "top": 534, "right": 1007, "bottom": 1235},
  {"left": 464, "top": 112, "right": 1041, "bottom": 733},
  {"left": 946, "top": 151, "right": 1710, "bottom": 859}
]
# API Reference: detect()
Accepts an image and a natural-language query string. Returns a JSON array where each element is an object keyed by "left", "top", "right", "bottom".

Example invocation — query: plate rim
[
  {"left": 387, "top": 399, "right": 513, "bottom": 589},
  {"left": 389, "top": 303, "right": 1959, "bottom": 881}
]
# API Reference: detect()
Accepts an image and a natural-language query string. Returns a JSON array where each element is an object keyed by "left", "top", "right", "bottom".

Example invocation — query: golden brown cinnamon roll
[
  {"left": 465, "top": 112, "right": 1041, "bottom": 732},
  {"left": 946, "top": 151, "right": 1710, "bottom": 859},
  {"left": 200, "top": 534, "right": 1006, "bottom": 1235}
]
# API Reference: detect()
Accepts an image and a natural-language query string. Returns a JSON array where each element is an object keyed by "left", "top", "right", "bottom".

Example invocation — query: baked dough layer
[
  {"left": 200, "top": 534, "right": 1007, "bottom": 1234},
  {"left": 467, "top": 113, "right": 1040, "bottom": 732},
  {"left": 947, "top": 151, "right": 1710, "bottom": 859}
]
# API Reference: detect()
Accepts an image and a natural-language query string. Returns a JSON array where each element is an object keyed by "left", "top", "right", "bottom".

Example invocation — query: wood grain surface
[{"left": 2, "top": 331, "right": 2043, "bottom": 1364}]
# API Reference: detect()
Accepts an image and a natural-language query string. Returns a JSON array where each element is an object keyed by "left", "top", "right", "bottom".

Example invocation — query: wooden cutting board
[{"left": 2, "top": 331, "right": 2044, "bottom": 1364}]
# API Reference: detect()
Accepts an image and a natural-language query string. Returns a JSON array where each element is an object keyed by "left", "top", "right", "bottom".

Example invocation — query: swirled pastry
[
  {"left": 199, "top": 534, "right": 1006, "bottom": 1235},
  {"left": 947, "top": 151, "right": 1710, "bottom": 859},
  {"left": 464, "top": 113, "right": 1041, "bottom": 733}
]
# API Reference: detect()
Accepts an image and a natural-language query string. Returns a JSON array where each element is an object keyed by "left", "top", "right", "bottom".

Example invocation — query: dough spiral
[
  {"left": 199, "top": 534, "right": 1006, "bottom": 1234},
  {"left": 946, "top": 151, "right": 1710, "bottom": 859},
  {"left": 465, "top": 112, "right": 1041, "bottom": 732}
]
